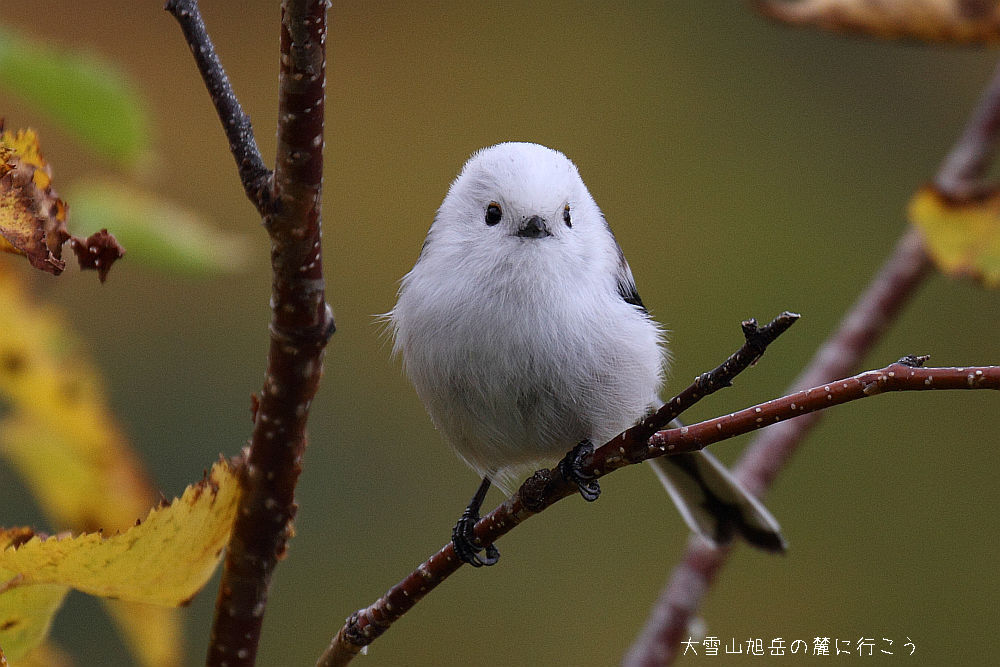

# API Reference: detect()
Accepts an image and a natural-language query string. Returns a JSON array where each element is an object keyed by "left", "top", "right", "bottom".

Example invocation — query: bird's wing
[{"left": 603, "top": 215, "right": 647, "bottom": 312}]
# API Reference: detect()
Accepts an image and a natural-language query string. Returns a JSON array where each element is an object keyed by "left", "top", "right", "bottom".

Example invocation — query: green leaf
[
  {"left": 66, "top": 180, "right": 251, "bottom": 276},
  {"left": 0, "top": 26, "right": 151, "bottom": 167}
]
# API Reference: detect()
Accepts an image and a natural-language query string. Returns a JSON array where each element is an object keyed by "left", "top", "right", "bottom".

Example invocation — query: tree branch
[
  {"left": 627, "top": 312, "right": 801, "bottom": 446},
  {"left": 168, "top": 1, "right": 332, "bottom": 666},
  {"left": 317, "top": 324, "right": 996, "bottom": 666},
  {"left": 934, "top": 57, "right": 1000, "bottom": 199},
  {"left": 648, "top": 358, "right": 998, "bottom": 456},
  {"left": 164, "top": 0, "right": 273, "bottom": 214},
  {"left": 622, "top": 45, "right": 1000, "bottom": 667},
  {"left": 623, "top": 231, "right": 931, "bottom": 667},
  {"left": 316, "top": 312, "right": 798, "bottom": 666},
  {"left": 320, "top": 358, "right": 997, "bottom": 667}
]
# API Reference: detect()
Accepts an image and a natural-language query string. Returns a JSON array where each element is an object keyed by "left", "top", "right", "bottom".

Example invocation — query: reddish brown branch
[
  {"left": 624, "top": 312, "right": 800, "bottom": 447},
  {"left": 623, "top": 47, "right": 1000, "bottom": 667},
  {"left": 624, "top": 232, "right": 932, "bottom": 667},
  {"left": 648, "top": 360, "right": 998, "bottom": 455},
  {"left": 317, "top": 313, "right": 799, "bottom": 666},
  {"left": 736, "top": 228, "right": 931, "bottom": 496},
  {"left": 624, "top": 366, "right": 1000, "bottom": 667},
  {"left": 623, "top": 216, "right": 933, "bottom": 667},
  {"left": 933, "top": 59, "right": 1000, "bottom": 198},
  {"left": 317, "top": 349, "right": 997, "bottom": 667},
  {"left": 166, "top": 1, "right": 332, "bottom": 666}
]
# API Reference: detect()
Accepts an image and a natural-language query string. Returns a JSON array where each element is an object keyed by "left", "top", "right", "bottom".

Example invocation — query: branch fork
[{"left": 166, "top": 2, "right": 330, "bottom": 666}]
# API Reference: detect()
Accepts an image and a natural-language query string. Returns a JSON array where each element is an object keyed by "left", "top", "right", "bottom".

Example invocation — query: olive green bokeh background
[{"left": 2, "top": 2, "right": 999, "bottom": 665}]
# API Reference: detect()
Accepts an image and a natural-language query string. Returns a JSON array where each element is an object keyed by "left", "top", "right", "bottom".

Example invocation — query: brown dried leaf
[
  {"left": 69, "top": 229, "right": 125, "bottom": 283},
  {"left": 755, "top": 0, "right": 1000, "bottom": 44},
  {"left": 0, "top": 121, "right": 124, "bottom": 281},
  {"left": 0, "top": 122, "right": 69, "bottom": 274}
]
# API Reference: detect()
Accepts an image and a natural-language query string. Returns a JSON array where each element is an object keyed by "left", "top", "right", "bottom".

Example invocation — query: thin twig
[
  {"left": 648, "top": 359, "right": 998, "bottom": 456},
  {"left": 623, "top": 234, "right": 931, "bottom": 667},
  {"left": 317, "top": 313, "right": 797, "bottom": 666},
  {"left": 622, "top": 46, "right": 1000, "bottom": 667},
  {"left": 623, "top": 186, "right": 933, "bottom": 667},
  {"left": 164, "top": 0, "right": 272, "bottom": 213},
  {"left": 315, "top": 313, "right": 797, "bottom": 665},
  {"left": 321, "top": 358, "right": 998, "bottom": 667},
  {"left": 735, "top": 228, "right": 932, "bottom": 497},
  {"left": 622, "top": 312, "right": 801, "bottom": 450},
  {"left": 167, "top": 1, "right": 332, "bottom": 666}
]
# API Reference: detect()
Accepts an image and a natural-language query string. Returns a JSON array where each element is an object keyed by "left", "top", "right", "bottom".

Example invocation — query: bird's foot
[
  {"left": 452, "top": 506, "right": 500, "bottom": 567},
  {"left": 558, "top": 439, "right": 601, "bottom": 502}
]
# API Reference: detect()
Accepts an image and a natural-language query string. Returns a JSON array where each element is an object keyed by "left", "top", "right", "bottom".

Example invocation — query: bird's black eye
[
  {"left": 485, "top": 202, "right": 502, "bottom": 226},
  {"left": 563, "top": 204, "right": 572, "bottom": 227}
]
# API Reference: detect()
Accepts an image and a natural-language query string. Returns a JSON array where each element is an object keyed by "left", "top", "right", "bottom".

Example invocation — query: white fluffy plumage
[
  {"left": 389, "top": 143, "right": 663, "bottom": 492},
  {"left": 388, "top": 142, "right": 784, "bottom": 552}
]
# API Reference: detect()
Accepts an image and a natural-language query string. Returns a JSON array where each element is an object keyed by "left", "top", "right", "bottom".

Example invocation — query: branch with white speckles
[
  {"left": 168, "top": 1, "right": 333, "bottom": 666},
  {"left": 315, "top": 335, "right": 997, "bottom": 666},
  {"left": 622, "top": 46, "right": 1000, "bottom": 667},
  {"left": 646, "top": 358, "right": 999, "bottom": 456},
  {"left": 316, "top": 313, "right": 800, "bottom": 666}
]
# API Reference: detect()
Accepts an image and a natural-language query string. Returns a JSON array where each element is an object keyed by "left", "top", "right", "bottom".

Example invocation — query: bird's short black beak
[{"left": 515, "top": 215, "right": 551, "bottom": 239}]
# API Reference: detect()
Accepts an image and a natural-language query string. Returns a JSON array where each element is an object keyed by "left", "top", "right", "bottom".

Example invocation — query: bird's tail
[{"left": 648, "top": 450, "right": 786, "bottom": 553}]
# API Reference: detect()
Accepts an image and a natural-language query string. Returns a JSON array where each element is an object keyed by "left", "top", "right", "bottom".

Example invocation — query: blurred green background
[{"left": 2, "top": 1, "right": 999, "bottom": 665}]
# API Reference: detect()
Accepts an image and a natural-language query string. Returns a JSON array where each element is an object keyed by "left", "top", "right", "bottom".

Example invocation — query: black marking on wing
[
  {"left": 603, "top": 214, "right": 647, "bottom": 313},
  {"left": 618, "top": 276, "right": 646, "bottom": 311}
]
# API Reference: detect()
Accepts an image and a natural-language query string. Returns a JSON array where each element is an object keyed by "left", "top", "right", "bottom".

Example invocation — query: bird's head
[{"left": 434, "top": 142, "right": 605, "bottom": 251}]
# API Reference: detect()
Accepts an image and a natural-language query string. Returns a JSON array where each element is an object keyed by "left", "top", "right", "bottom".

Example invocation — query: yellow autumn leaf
[
  {"left": 0, "top": 581, "right": 69, "bottom": 664},
  {"left": 0, "top": 264, "right": 154, "bottom": 532},
  {"left": 0, "top": 123, "right": 70, "bottom": 274},
  {"left": 11, "top": 641, "right": 73, "bottom": 667},
  {"left": 755, "top": 0, "right": 1000, "bottom": 43},
  {"left": 0, "top": 527, "right": 69, "bottom": 664},
  {"left": 0, "top": 262, "right": 181, "bottom": 665},
  {"left": 104, "top": 602, "right": 181, "bottom": 667},
  {"left": 0, "top": 460, "right": 240, "bottom": 604},
  {"left": 909, "top": 186, "right": 1000, "bottom": 287},
  {"left": 0, "top": 460, "right": 239, "bottom": 661}
]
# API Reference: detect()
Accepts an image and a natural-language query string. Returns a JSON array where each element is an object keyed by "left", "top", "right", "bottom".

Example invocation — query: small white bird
[{"left": 388, "top": 142, "right": 784, "bottom": 565}]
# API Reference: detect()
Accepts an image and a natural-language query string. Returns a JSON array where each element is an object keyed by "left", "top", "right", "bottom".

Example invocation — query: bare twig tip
[
  {"left": 898, "top": 354, "right": 931, "bottom": 368},
  {"left": 740, "top": 318, "right": 760, "bottom": 337}
]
